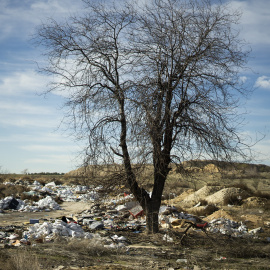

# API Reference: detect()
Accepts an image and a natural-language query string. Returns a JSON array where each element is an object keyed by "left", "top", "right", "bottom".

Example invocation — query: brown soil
[
  {"left": 1, "top": 201, "right": 270, "bottom": 270},
  {"left": 0, "top": 202, "right": 91, "bottom": 226}
]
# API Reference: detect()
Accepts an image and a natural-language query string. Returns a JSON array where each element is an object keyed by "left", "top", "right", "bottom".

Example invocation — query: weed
[
  {"left": 0, "top": 184, "right": 29, "bottom": 198},
  {"left": 229, "top": 183, "right": 253, "bottom": 194},
  {"left": 254, "top": 191, "right": 270, "bottom": 200},
  {"left": 199, "top": 199, "right": 208, "bottom": 206},
  {"left": 6, "top": 249, "right": 41, "bottom": 270},
  {"left": 20, "top": 193, "right": 40, "bottom": 202},
  {"left": 223, "top": 194, "right": 243, "bottom": 206},
  {"left": 66, "top": 238, "right": 111, "bottom": 257}
]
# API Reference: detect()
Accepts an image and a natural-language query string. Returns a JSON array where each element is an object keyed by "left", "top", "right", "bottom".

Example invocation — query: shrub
[
  {"left": 66, "top": 239, "right": 111, "bottom": 256},
  {"left": 229, "top": 183, "right": 253, "bottom": 194},
  {"left": 0, "top": 184, "right": 29, "bottom": 198},
  {"left": 223, "top": 194, "right": 243, "bottom": 206},
  {"left": 20, "top": 193, "right": 40, "bottom": 202},
  {"left": 6, "top": 249, "right": 40, "bottom": 270},
  {"left": 253, "top": 191, "right": 270, "bottom": 200}
]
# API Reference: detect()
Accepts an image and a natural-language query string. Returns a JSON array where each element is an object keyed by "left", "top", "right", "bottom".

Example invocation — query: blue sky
[{"left": 0, "top": 0, "right": 270, "bottom": 174}]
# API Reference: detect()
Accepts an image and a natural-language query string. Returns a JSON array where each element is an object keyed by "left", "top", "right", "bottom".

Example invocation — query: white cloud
[
  {"left": 0, "top": 70, "right": 48, "bottom": 96},
  {"left": 0, "top": 0, "right": 84, "bottom": 41},
  {"left": 228, "top": 0, "right": 270, "bottom": 45},
  {"left": 20, "top": 144, "right": 79, "bottom": 153},
  {"left": 240, "top": 76, "right": 247, "bottom": 83},
  {"left": 0, "top": 115, "right": 58, "bottom": 128},
  {"left": 255, "top": 76, "right": 270, "bottom": 89},
  {"left": 0, "top": 100, "right": 52, "bottom": 115}
]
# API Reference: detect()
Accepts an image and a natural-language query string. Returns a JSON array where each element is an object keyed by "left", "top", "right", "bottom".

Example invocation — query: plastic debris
[{"left": 163, "top": 234, "right": 174, "bottom": 242}]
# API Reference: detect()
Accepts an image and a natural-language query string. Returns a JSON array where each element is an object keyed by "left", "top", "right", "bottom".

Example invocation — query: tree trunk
[{"left": 145, "top": 200, "right": 160, "bottom": 234}]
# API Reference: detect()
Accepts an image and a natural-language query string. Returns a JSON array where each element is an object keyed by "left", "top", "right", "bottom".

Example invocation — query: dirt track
[{"left": 0, "top": 201, "right": 91, "bottom": 226}]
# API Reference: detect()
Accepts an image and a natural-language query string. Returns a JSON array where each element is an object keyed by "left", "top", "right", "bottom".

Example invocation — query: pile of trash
[
  {"left": 23, "top": 220, "right": 94, "bottom": 240},
  {"left": 0, "top": 197, "right": 25, "bottom": 211},
  {"left": 30, "top": 181, "right": 100, "bottom": 202},
  {"left": 207, "top": 218, "right": 264, "bottom": 237},
  {"left": 0, "top": 196, "right": 61, "bottom": 212},
  {"left": 0, "top": 218, "right": 130, "bottom": 248}
]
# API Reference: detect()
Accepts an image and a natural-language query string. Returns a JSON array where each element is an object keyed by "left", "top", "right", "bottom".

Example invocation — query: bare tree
[{"left": 35, "top": 0, "right": 251, "bottom": 233}]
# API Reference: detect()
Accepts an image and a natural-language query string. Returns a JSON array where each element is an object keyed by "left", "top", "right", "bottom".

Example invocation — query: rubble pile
[
  {"left": 0, "top": 217, "right": 131, "bottom": 248},
  {"left": 207, "top": 218, "right": 263, "bottom": 237},
  {"left": 30, "top": 181, "right": 100, "bottom": 202},
  {"left": 0, "top": 196, "right": 25, "bottom": 211},
  {"left": 0, "top": 178, "right": 269, "bottom": 251},
  {"left": 0, "top": 196, "right": 61, "bottom": 212},
  {"left": 23, "top": 220, "right": 95, "bottom": 240}
]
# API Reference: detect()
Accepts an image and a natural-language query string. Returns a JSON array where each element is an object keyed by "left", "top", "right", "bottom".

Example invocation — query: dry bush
[
  {"left": 261, "top": 200, "right": 270, "bottom": 211},
  {"left": 54, "top": 196, "right": 64, "bottom": 204},
  {"left": 6, "top": 249, "right": 40, "bottom": 270},
  {"left": 206, "top": 182, "right": 222, "bottom": 187},
  {"left": 20, "top": 176, "right": 33, "bottom": 182},
  {"left": 20, "top": 193, "right": 40, "bottom": 202},
  {"left": 229, "top": 182, "right": 253, "bottom": 194},
  {"left": 199, "top": 199, "right": 208, "bottom": 206},
  {"left": 253, "top": 191, "right": 270, "bottom": 200},
  {"left": 223, "top": 194, "right": 243, "bottom": 206},
  {"left": 0, "top": 184, "right": 29, "bottom": 198},
  {"left": 66, "top": 238, "right": 111, "bottom": 256}
]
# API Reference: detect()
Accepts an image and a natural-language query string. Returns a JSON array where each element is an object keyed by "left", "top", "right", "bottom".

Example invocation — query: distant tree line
[{"left": 28, "top": 172, "right": 65, "bottom": 175}]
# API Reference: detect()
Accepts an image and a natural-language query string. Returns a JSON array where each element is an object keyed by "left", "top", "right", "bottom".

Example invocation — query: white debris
[
  {"left": 207, "top": 218, "right": 256, "bottom": 237},
  {"left": 40, "top": 186, "right": 53, "bottom": 193},
  {"left": 163, "top": 234, "right": 174, "bottom": 242},
  {"left": 45, "top": 181, "right": 57, "bottom": 188},
  {"left": 0, "top": 197, "right": 25, "bottom": 210},
  {"left": 249, "top": 227, "right": 264, "bottom": 235},
  {"left": 36, "top": 196, "right": 61, "bottom": 210},
  {"left": 33, "top": 180, "right": 41, "bottom": 186},
  {"left": 16, "top": 196, "right": 61, "bottom": 212},
  {"left": 23, "top": 220, "right": 93, "bottom": 240},
  {"left": 115, "top": 205, "right": 127, "bottom": 212}
]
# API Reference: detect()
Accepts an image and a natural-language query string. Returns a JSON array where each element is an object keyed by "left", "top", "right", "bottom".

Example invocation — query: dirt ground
[
  {"left": 1, "top": 202, "right": 270, "bottom": 270},
  {"left": 0, "top": 202, "right": 91, "bottom": 226},
  {"left": 1, "top": 167, "right": 270, "bottom": 270}
]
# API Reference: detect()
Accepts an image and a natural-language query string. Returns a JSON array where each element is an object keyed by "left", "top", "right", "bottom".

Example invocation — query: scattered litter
[
  {"left": 163, "top": 234, "right": 174, "bottom": 242},
  {"left": 215, "top": 256, "right": 227, "bottom": 261},
  {"left": 176, "top": 259, "right": 188, "bottom": 263},
  {"left": 129, "top": 205, "right": 144, "bottom": 218},
  {"left": 249, "top": 227, "right": 264, "bottom": 235},
  {"left": 30, "top": 219, "right": 39, "bottom": 224}
]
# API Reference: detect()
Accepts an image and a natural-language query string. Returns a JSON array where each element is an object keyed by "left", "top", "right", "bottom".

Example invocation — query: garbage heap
[
  {"left": 0, "top": 196, "right": 61, "bottom": 212},
  {"left": 0, "top": 202, "right": 267, "bottom": 248}
]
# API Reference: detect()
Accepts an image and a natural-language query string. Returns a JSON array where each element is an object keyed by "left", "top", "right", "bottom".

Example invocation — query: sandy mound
[
  {"left": 205, "top": 187, "right": 249, "bottom": 205},
  {"left": 242, "top": 197, "right": 268, "bottom": 207},
  {"left": 181, "top": 186, "right": 222, "bottom": 207},
  {"left": 203, "top": 163, "right": 219, "bottom": 173},
  {"left": 164, "top": 189, "right": 194, "bottom": 205},
  {"left": 205, "top": 209, "right": 236, "bottom": 222}
]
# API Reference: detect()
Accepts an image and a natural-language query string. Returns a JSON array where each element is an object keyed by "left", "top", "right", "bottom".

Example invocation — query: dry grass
[
  {"left": 0, "top": 184, "right": 29, "bottom": 198},
  {"left": 66, "top": 238, "right": 112, "bottom": 256},
  {"left": 223, "top": 194, "right": 243, "bottom": 206},
  {"left": 6, "top": 249, "right": 41, "bottom": 270}
]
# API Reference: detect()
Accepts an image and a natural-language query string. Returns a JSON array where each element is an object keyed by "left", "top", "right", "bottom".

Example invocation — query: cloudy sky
[{"left": 0, "top": 0, "right": 270, "bottom": 174}]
